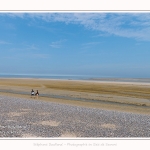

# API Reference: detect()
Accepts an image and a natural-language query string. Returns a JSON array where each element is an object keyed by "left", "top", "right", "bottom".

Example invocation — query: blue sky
[{"left": 0, "top": 13, "right": 150, "bottom": 78}]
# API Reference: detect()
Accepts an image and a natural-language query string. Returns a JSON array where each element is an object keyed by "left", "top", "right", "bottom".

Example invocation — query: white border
[
  {"left": 0, "top": 138, "right": 150, "bottom": 150},
  {"left": 0, "top": 0, "right": 150, "bottom": 149},
  {"left": 0, "top": 0, "right": 150, "bottom": 11}
]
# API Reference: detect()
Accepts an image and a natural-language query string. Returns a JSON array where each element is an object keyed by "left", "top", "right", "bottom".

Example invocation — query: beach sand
[{"left": 0, "top": 78, "right": 150, "bottom": 115}]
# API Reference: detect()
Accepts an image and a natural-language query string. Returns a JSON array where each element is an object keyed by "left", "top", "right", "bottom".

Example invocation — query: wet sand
[{"left": 0, "top": 78, "right": 150, "bottom": 114}]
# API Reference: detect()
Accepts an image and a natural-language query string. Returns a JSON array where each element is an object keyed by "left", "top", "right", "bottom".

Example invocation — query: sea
[
  {"left": 0, "top": 73, "right": 150, "bottom": 83},
  {"left": 0, "top": 74, "right": 95, "bottom": 80}
]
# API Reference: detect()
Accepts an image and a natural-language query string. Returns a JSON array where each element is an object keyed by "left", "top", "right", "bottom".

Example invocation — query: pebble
[{"left": 0, "top": 95, "right": 149, "bottom": 137}]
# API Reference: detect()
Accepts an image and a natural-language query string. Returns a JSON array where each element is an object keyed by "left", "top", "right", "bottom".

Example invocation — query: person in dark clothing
[{"left": 35, "top": 90, "right": 39, "bottom": 99}]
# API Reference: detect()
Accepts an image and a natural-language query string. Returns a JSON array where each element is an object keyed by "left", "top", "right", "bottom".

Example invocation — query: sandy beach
[
  {"left": 0, "top": 78, "right": 150, "bottom": 137},
  {"left": 0, "top": 78, "right": 150, "bottom": 114}
]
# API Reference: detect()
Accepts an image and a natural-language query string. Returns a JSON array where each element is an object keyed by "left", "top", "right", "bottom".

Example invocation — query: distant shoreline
[
  {"left": 89, "top": 78, "right": 150, "bottom": 83},
  {"left": 1, "top": 77, "right": 150, "bottom": 86}
]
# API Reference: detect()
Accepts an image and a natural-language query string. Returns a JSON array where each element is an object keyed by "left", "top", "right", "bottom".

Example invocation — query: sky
[{"left": 0, "top": 13, "right": 150, "bottom": 78}]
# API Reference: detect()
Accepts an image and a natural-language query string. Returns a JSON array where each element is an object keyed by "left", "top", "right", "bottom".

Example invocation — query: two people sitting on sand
[{"left": 31, "top": 89, "right": 39, "bottom": 99}]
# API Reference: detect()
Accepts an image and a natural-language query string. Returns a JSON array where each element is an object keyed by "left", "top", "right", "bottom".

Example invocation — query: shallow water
[{"left": 0, "top": 89, "right": 149, "bottom": 109}]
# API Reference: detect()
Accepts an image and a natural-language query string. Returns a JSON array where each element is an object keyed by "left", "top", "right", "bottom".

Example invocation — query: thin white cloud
[
  {"left": 0, "top": 40, "right": 11, "bottom": 45},
  {"left": 7, "top": 43, "right": 38, "bottom": 53},
  {"left": 81, "top": 41, "right": 102, "bottom": 49},
  {"left": 26, "top": 44, "right": 38, "bottom": 50},
  {"left": 49, "top": 39, "right": 66, "bottom": 48},
  {"left": 33, "top": 53, "right": 50, "bottom": 59},
  {"left": 4, "top": 13, "right": 150, "bottom": 41},
  {"left": 3, "top": 13, "right": 26, "bottom": 19},
  {"left": 82, "top": 42, "right": 102, "bottom": 46}
]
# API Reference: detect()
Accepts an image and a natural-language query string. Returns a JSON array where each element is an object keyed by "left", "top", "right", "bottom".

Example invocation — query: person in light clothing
[{"left": 31, "top": 89, "right": 35, "bottom": 98}]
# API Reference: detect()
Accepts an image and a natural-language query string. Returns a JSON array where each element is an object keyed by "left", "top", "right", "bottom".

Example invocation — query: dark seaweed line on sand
[{"left": 0, "top": 89, "right": 149, "bottom": 109}]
